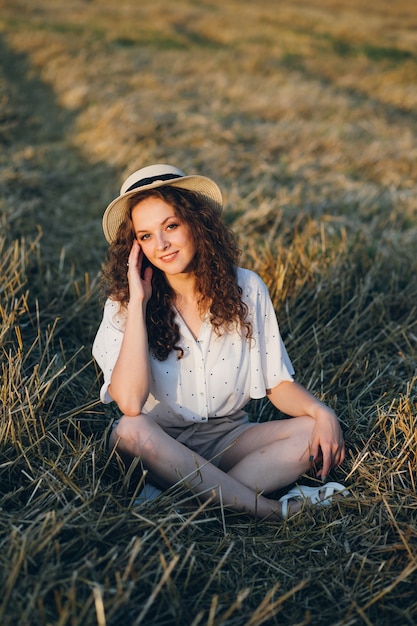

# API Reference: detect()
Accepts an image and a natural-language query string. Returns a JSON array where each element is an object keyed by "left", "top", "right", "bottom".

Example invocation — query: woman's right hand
[{"left": 127, "top": 240, "right": 153, "bottom": 306}]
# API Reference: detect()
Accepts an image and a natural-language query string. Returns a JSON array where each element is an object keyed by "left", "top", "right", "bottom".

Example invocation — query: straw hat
[{"left": 102, "top": 163, "right": 223, "bottom": 243}]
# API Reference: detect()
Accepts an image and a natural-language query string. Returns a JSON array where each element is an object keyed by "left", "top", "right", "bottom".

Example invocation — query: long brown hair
[{"left": 101, "top": 186, "right": 251, "bottom": 360}]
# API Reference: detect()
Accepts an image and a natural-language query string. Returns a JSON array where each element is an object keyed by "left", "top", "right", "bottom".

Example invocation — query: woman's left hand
[
  {"left": 267, "top": 381, "right": 345, "bottom": 480},
  {"left": 309, "top": 406, "right": 345, "bottom": 480}
]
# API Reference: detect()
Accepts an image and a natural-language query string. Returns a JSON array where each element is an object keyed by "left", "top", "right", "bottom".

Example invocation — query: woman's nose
[{"left": 156, "top": 233, "right": 170, "bottom": 251}]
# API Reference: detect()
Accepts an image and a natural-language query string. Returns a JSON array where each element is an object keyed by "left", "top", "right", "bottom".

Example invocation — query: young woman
[{"left": 93, "top": 163, "right": 347, "bottom": 520}]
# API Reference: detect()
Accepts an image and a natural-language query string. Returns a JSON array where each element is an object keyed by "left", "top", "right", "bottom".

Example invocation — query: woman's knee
[
  {"left": 109, "top": 413, "right": 161, "bottom": 459},
  {"left": 299, "top": 415, "right": 315, "bottom": 439},
  {"left": 296, "top": 415, "right": 316, "bottom": 449},
  {"left": 284, "top": 416, "right": 315, "bottom": 470}
]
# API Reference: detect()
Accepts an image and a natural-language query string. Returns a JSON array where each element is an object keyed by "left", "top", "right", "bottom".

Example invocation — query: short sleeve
[
  {"left": 239, "top": 269, "right": 294, "bottom": 399},
  {"left": 92, "top": 299, "right": 126, "bottom": 403}
]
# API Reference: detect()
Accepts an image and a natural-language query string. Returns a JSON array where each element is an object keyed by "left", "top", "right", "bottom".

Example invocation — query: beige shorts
[
  {"left": 111, "top": 410, "right": 256, "bottom": 468},
  {"left": 163, "top": 410, "right": 256, "bottom": 468}
]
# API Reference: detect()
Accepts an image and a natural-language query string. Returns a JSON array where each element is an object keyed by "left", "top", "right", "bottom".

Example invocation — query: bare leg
[
  {"left": 220, "top": 416, "right": 315, "bottom": 493},
  {"left": 109, "top": 414, "right": 298, "bottom": 520}
]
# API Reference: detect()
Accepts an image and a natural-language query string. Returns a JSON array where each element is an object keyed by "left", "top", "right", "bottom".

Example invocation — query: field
[{"left": 1, "top": 0, "right": 416, "bottom": 624}]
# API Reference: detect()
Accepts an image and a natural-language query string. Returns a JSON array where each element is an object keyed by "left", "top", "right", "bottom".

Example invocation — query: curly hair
[{"left": 101, "top": 186, "right": 252, "bottom": 360}]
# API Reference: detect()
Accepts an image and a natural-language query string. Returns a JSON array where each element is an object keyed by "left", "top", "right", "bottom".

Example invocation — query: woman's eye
[
  {"left": 167, "top": 223, "right": 178, "bottom": 231},
  {"left": 139, "top": 234, "right": 150, "bottom": 241}
]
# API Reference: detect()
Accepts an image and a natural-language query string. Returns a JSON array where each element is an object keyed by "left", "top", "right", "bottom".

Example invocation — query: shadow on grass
[
  {"left": 0, "top": 34, "right": 116, "bottom": 271},
  {"left": 0, "top": 33, "right": 115, "bottom": 506}
]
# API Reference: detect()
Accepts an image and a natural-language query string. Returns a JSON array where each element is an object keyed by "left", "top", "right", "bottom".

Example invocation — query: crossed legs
[{"left": 109, "top": 414, "right": 315, "bottom": 520}]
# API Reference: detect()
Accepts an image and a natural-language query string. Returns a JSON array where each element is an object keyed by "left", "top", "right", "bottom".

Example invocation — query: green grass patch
[{"left": 334, "top": 39, "right": 414, "bottom": 63}]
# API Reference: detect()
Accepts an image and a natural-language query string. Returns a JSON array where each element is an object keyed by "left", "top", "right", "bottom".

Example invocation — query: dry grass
[{"left": 0, "top": 0, "right": 416, "bottom": 624}]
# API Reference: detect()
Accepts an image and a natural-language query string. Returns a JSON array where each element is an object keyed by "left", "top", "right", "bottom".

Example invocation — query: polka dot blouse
[{"left": 92, "top": 268, "right": 294, "bottom": 426}]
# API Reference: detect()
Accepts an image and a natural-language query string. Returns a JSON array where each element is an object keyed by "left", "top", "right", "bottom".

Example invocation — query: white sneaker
[{"left": 133, "top": 483, "right": 163, "bottom": 506}]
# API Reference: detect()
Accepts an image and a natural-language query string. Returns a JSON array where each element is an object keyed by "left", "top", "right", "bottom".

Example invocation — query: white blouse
[{"left": 92, "top": 267, "right": 294, "bottom": 427}]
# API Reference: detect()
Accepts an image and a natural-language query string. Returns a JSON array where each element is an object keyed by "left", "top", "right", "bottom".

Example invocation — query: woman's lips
[{"left": 160, "top": 251, "right": 178, "bottom": 262}]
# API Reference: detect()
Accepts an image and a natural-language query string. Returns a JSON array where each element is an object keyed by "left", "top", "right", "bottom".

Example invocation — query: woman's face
[{"left": 131, "top": 195, "right": 197, "bottom": 278}]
